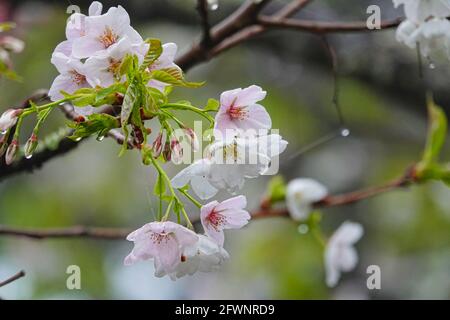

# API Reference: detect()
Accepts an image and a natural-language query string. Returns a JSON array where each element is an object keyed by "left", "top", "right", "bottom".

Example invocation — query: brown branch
[
  {"left": 0, "top": 166, "right": 418, "bottom": 240},
  {"left": 0, "top": 270, "right": 25, "bottom": 288},
  {"left": 258, "top": 16, "right": 403, "bottom": 34},
  {"left": 197, "top": 0, "right": 212, "bottom": 47}
]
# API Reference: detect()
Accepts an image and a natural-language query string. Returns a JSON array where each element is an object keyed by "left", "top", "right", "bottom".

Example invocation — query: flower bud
[
  {"left": 5, "top": 139, "right": 19, "bottom": 165},
  {"left": 0, "top": 36, "right": 25, "bottom": 53},
  {"left": 0, "top": 109, "right": 22, "bottom": 133},
  {"left": 184, "top": 127, "right": 199, "bottom": 152},
  {"left": 152, "top": 132, "right": 164, "bottom": 158},
  {"left": 163, "top": 141, "right": 171, "bottom": 162},
  {"left": 0, "top": 135, "right": 7, "bottom": 157},
  {"left": 170, "top": 136, "right": 183, "bottom": 165},
  {"left": 24, "top": 133, "right": 38, "bottom": 159}
]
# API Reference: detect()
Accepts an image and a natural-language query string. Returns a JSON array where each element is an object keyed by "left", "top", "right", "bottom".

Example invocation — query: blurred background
[{"left": 0, "top": 0, "right": 449, "bottom": 299}]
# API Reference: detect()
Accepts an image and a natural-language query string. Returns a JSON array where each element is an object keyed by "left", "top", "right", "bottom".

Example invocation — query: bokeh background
[{"left": 0, "top": 0, "right": 449, "bottom": 299}]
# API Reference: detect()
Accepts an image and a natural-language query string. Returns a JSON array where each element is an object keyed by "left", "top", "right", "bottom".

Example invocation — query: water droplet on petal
[
  {"left": 25, "top": 154, "right": 33, "bottom": 159},
  {"left": 207, "top": 0, "right": 219, "bottom": 11},
  {"left": 340, "top": 128, "right": 350, "bottom": 137},
  {"left": 298, "top": 224, "right": 309, "bottom": 234}
]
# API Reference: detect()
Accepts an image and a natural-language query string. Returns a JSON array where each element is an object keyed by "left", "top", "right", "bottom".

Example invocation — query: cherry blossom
[
  {"left": 0, "top": 109, "right": 23, "bottom": 133},
  {"left": 214, "top": 85, "right": 271, "bottom": 135},
  {"left": 200, "top": 195, "right": 250, "bottom": 246},
  {"left": 155, "top": 235, "right": 229, "bottom": 279},
  {"left": 72, "top": 5, "right": 143, "bottom": 59},
  {"left": 83, "top": 38, "right": 147, "bottom": 87},
  {"left": 286, "top": 178, "right": 328, "bottom": 221},
  {"left": 55, "top": 1, "right": 103, "bottom": 56},
  {"left": 124, "top": 221, "right": 198, "bottom": 276},
  {"left": 325, "top": 221, "right": 364, "bottom": 287},
  {"left": 393, "top": 0, "right": 450, "bottom": 23},
  {"left": 171, "top": 134, "right": 288, "bottom": 199},
  {"left": 396, "top": 18, "right": 450, "bottom": 58}
]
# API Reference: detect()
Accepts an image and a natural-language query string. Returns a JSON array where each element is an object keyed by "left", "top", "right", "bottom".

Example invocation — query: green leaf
[
  {"left": 121, "top": 81, "right": 139, "bottom": 127},
  {"left": 267, "top": 175, "right": 286, "bottom": 203},
  {"left": 141, "top": 38, "right": 162, "bottom": 70},
  {"left": 151, "top": 68, "right": 205, "bottom": 88},
  {"left": 422, "top": 95, "right": 448, "bottom": 164},
  {"left": 204, "top": 98, "right": 220, "bottom": 112},
  {"left": 68, "top": 114, "right": 119, "bottom": 140}
]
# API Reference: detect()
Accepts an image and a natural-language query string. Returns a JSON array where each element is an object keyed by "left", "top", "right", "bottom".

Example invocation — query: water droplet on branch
[{"left": 207, "top": 0, "right": 219, "bottom": 11}]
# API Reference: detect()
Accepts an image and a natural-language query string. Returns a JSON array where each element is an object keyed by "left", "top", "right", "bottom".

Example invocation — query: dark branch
[
  {"left": 0, "top": 270, "right": 26, "bottom": 288},
  {"left": 197, "top": 0, "right": 212, "bottom": 47}
]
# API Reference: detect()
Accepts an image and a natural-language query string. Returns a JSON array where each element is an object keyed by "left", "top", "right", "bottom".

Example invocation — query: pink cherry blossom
[
  {"left": 48, "top": 53, "right": 90, "bottom": 101},
  {"left": 201, "top": 195, "right": 251, "bottom": 246},
  {"left": 83, "top": 38, "right": 147, "bottom": 87},
  {"left": 72, "top": 5, "right": 143, "bottom": 59},
  {"left": 147, "top": 43, "right": 179, "bottom": 92},
  {"left": 214, "top": 85, "right": 271, "bottom": 135},
  {"left": 54, "top": 1, "right": 103, "bottom": 56},
  {"left": 124, "top": 221, "right": 198, "bottom": 276}
]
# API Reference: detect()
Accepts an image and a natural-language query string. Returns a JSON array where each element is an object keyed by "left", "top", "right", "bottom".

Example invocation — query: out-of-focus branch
[
  {"left": 197, "top": 0, "right": 212, "bottom": 47},
  {"left": 0, "top": 270, "right": 25, "bottom": 288},
  {"left": 0, "top": 166, "right": 418, "bottom": 240},
  {"left": 257, "top": 16, "right": 403, "bottom": 34}
]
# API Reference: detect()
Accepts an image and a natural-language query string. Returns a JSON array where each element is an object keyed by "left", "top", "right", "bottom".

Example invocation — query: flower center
[
  {"left": 228, "top": 105, "right": 248, "bottom": 120},
  {"left": 150, "top": 232, "right": 172, "bottom": 245},
  {"left": 98, "top": 26, "right": 119, "bottom": 49},
  {"left": 108, "top": 58, "right": 122, "bottom": 76},
  {"left": 69, "top": 70, "right": 86, "bottom": 85},
  {"left": 207, "top": 210, "right": 227, "bottom": 230}
]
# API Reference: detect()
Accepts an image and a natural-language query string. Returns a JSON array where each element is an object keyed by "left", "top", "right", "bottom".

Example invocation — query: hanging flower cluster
[
  {"left": 0, "top": 22, "right": 24, "bottom": 81},
  {"left": 394, "top": 0, "right": 450, "bottom": 60}
]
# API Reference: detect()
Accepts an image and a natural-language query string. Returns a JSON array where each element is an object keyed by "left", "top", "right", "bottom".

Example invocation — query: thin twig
[{"left": 0, "top": 270, "right": 26, "bottom": 288}]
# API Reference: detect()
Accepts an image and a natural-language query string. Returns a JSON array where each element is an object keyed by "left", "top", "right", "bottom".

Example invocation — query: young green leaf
[
  {"left": 141, "top": 38, "right": 162, "bottom": 70},
  {"left": 267, "top": 175, "right": 287, "bottom": 203},
  {"left": 204, "top": 98, "right": 220, "bottom": 112},
  {"left": 422, "top": 96, "right": 448, "bottom": 164}
]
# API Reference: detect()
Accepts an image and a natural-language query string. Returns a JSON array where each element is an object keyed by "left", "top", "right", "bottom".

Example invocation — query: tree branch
[
  {"left": 0, "top": 270, "right": 25, "bottom": 288},
  {"left": 257, "top": 16, "right": 403, "bottom": 34},
  {"left": 197, "top": 0, "right": 212, "bottom": 47},
  {"left": 0, "top": 166, "right": 418, "bottom": 240}
]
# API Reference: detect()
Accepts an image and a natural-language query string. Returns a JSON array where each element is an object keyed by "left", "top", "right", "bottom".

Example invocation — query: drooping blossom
[
  {"left": 171, "top": 134, "right": 288, "bottom": 199},
  {"left": 124, "top": 221, "right": 198, "bottom": 276},
  {"left": 5, "top": 139, "right": 18, "bottom": 165},
  {"left": 396, "top": 18, "right": 450, "bottom": 58},
  {"left": 72, "top": 5, "right": 143, "bottom": 59},
  {"left": 184, "top": 127, "right": 200, "bottom": 152},
  {"left": 83, "top": 38, "right": 147, "bottom": 87},
  {"left": 170, "top": 134, "right": 184, "bottom": 165},
  {"left": 0, "top": 109, "right": 22, "bottom": 133},
  {"left": 214, "top": 85, "right": 271, "bottom": 135},
  {"left": 393, "top": 0, "right": 450, "bottom": 23},
  {"left": 200, "top": 196, "right": 250, "bottom": 246},
  {"left": 152, "top": 131, "right": 165, "bottom": 158},
  {"left": 55, "top": 1, "right": 104, "bottom": 56},
  {"left": 155, "top": 234, "right": 229, "bottom": 280},
  {"left": 286, "top": 178, "right": 328, "bottom": 221},
  {"left": 147, "top": 43, "right": 180, "bottom": 92},
  {"left": 325, "top": 221, "right": 364, "bottom": 287}
]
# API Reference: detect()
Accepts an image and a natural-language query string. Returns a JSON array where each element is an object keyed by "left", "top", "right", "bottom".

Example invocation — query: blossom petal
[{"left": 234, "top": 85, "right": 266, "bottom": 107}]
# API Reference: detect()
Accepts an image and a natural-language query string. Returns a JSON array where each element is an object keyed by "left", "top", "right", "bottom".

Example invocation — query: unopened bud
[
  {"left": 0, "top": 109, "right": 23, "bottom": 133},
  {"left": 5, "top": 139, "right": 19, "bottom": 165},
  {"left": 184, "top": 127, "right": 199, "bottom": 152},
  {"left": 170, "top": 136, "right": 183, "bottom": 165},
  {"left": 163, "top": 141, "right": 171, "bottom": 162},
  {"left": 0, "top": 135, "right": 7, "bottom": 157},
  {"left": 152, "top": 132, "right": 164, "bottom": 158},
  {"left": 24, "top": 133, "right": 38, "bottom": 159}
]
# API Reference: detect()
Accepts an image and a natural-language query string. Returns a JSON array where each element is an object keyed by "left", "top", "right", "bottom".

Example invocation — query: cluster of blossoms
[
  {"left": 395, "top": 0, "right": 450, "bottom": 60},
  {"left": 0, "top": 23, "right": 24, "bottom": 81}
]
